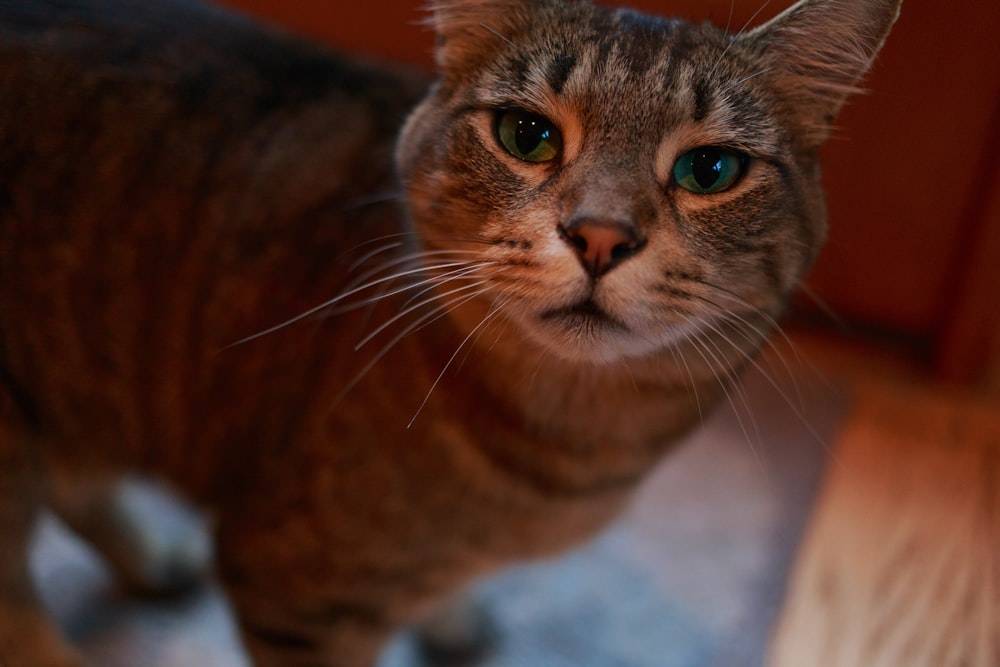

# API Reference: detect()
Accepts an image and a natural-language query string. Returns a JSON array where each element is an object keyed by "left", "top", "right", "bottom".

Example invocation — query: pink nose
[{"left": 559, "top": 221, "right": 645, "bottom": 278}]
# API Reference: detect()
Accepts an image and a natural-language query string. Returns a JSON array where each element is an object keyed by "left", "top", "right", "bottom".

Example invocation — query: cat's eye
[
  {"left": 495, "top": 109, "right": 562, "bottom": 163},
  {"left": 673, "top": 147, "right": 746, "bottom": 194}
]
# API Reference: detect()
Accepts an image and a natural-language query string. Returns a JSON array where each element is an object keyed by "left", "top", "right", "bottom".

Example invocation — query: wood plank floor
[{"left": 769, "top": 335, "right": 999, "bottom": 667}]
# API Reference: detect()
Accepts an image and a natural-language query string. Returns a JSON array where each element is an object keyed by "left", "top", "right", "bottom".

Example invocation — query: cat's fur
[{"left": 0, "top": 0, "right": 900, "bottom": 665}]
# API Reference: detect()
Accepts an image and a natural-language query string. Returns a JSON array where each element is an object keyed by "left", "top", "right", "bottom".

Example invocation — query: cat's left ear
[
  {"left": 427, "top": 0, "right": 543, "bottom": 74},
  {"left": 742, "top": 0, "right": 902, "bottom": 146}
]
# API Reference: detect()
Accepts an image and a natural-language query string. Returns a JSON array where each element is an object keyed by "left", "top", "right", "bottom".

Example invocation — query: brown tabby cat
[{"left": 0, "top": 0, "right": 900, "bottom": 664}]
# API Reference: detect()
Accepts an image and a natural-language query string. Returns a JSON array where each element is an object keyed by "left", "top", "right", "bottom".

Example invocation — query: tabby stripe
[
  {"left": 547, "top": 54, "right": 577, "bottom": 95},
  {"left": 692, "top": 79, "right": 713, "bottom": 122}
]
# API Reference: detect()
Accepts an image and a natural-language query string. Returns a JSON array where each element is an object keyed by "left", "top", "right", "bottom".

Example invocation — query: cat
[{"left": 0, "top": 0, "right": 901, "bottom": 665}]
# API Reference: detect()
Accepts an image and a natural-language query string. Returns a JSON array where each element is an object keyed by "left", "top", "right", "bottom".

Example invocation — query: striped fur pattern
[{"left": 0, "top": 0, "right": 899, "bottom": 665}]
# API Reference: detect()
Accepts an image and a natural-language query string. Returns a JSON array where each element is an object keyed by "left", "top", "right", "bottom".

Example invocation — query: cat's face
[{"left": 397, "top": 0, "right": 899, "bottom": 363}]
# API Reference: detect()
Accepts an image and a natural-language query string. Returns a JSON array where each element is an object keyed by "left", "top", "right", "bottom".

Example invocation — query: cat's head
[{"left": 396, "top": 0, "right": 900, "bottom": 364}]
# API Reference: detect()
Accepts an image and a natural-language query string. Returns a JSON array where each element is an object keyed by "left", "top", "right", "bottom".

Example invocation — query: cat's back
[
  {"left": 0, "top": 0, "right": 427, "bottom": 476},
  {"left": 0, "top": 0, "right": 427, "bottom": 329},
  {"left": 0, "top": 0, "right": 424, "bottom": 212}
]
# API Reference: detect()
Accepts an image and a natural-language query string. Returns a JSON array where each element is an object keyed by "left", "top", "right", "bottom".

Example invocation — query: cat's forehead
[{"left": 464, "top": 5, "right": 776, "bottom": 149}]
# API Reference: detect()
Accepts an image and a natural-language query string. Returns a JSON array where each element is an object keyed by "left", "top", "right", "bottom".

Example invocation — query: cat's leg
[
  {"left": 214, "top": 516, "right": 395, "bottom": 667},
  {"left": 414, "top": 592, "right": 497, "bottom": 666},
  {"left": 48, "top": 472, "right": 213, "bottom": 596},
  {"left": 0, "top": 436, "right": 85, "bottom": 667}
]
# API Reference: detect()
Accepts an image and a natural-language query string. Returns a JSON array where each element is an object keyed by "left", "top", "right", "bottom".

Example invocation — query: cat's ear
[
  {"left": 427, "top": 0, "right": 545, "bottom": 73},
  {"left": 742, "top": 0, "right": 902, "bottom": 146}
]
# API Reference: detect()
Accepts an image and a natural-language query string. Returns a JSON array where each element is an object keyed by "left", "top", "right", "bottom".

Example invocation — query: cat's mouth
[{"left": 540, "top": 298, "right": 628, "bottom": 331}]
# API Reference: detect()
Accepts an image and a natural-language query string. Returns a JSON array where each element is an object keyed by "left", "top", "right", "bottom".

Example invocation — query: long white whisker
[
  {"left": 692, "top": 298, "right": 832, "bottom": 450},
  {"left": 407, "top": 297, "right": 509, "bottom": 429},
  {"left": 399, "top": 263, "right": 497, "bottom": 310},
  {"left": 348, "top": 241, "right": 405, "bottom": 273},
  {"left": 709, "top": 0, "right": 772, "bottom": 78},
  {"left": 343, "top": 249, "right": 484, "bottom": 292},
  {"left": 686, "top": 328, "right": 765, "bottom": 472},
  {"left": 338, "top": 288, "right": 492, "bottom": 401},
  {"left": 222, "top": 260, "right": 485, "bottom": 349},
  {"left": 797, "top": 282, "right": 852, "bottom": 334},
  {"left": 355, "top": 280, "right": 490, "bottom": 351},
  {"left": 722, "top": 66, "right": 774, "bottom": 93},
  {"left": 694, "top": 280, "right": 838, "bottom": 397},
  {"left": 691, "top": 294, "right": 803, "bottom": 408},
  {"left": 667, "top": 338, "right": 705, "bottom": 424},
  {"left": 692, "top": 280, "right": 811, "bottom": 375},
  {"left": 698, "top": 322, "right": 766, "bottom": 453},
  {"left": 328, "top": 261, "right": 495, "bottom": 316}
]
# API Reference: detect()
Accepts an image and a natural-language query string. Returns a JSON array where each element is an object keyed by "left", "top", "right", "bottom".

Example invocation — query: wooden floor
[{"left": 768, "top": 331, "right": 1000, "bottom": 667}]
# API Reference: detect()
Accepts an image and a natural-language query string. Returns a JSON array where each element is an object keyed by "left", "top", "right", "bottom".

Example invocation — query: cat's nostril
[{"left": 558, "top": 221, "right": 645, "bottom": 278}]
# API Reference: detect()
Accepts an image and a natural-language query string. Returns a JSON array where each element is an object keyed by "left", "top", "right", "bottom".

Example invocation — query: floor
[
  {"left": 30, "top": 328, "right": 998, "bottom": 666},
  {"left": 768, "top": 332, "right": 1000, "bottom": 667}
]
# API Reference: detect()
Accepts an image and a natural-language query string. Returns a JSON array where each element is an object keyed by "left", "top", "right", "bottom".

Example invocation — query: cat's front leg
[
  {"left": 214, "top": 515, "right": 394, "bottom": 667},
  {"left": 414, "top": 591, "right": 496, "bottom": 666},
  {"left": 0, "top": 437, "right": 87, "bottom": 667},
  {"left": 47, "top": 472, "right": 212, "bottom": 597}
]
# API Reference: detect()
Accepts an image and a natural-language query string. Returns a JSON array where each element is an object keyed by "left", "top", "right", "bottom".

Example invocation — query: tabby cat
[{"left": 0, "top": 0, "right": 900, "bottom": 664}]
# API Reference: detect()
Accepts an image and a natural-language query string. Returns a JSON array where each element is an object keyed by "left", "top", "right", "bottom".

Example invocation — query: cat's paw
[
  {"left": 414, "top": 596, "right": 496, "bottom": 667},
  {"left": 108, "top": 479, "right": 213, "bottom": 596},
  {"left": 52, "top": 476, "right": 213, "bottom": 598}
]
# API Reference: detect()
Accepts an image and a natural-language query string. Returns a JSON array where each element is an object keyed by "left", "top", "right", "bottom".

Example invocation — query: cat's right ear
[{"left": 427, "top": 0, "right": 539, "bottom": 73}]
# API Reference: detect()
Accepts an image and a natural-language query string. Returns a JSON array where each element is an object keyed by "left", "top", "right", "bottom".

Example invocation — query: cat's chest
[{"left": 426, "top": 355, "right": 706, "bottom": 496}]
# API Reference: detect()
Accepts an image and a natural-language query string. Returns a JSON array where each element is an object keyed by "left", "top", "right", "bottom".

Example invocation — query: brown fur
[{"left": 0, "top": 0, "right": 900, "bottom": 665}]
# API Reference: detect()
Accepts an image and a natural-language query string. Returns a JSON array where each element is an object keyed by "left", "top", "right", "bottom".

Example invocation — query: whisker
[
  {"left": 338, "top": 288, "right": 493, "bottom": 402},
  {"left": 480, "top": 22, "right": 516, "bottom": 49},
  {"left": 355, "top": 280, "right": 490, "bottom": 351},
  {"left": 407, "top": 296, "right": 510, "bottom": 429},
  {"left": 339, "top": 189, "right": 405, "bottom": 211},
  {"left": 400, "top": 263, "right": 497, "bottom": 310},
  {"left": 329, "top": 261, "right": 495, "bottom": 316},
  {"left": 691, "top": 293, "right": 803, "bottom": 405},
  {"left": 797, "top": 282, "right": 853, "bottom": 334},
  {"left": 681, "top": 326, "right": 762, "bottom": 466},
  {"left": 348, "top": 241, "right": 405, "bottom": 273},
  {"left": 691, "top": 279, "right": 807, "bottom": 369},
  {"left": 343, "top": 249, "right": 484, "bottom": 293},
  {"left": 722, "top": 66, "right": 774, "bottom": 93},
  {"left": 666, "top": 336, "right": 705, "bottom": 424},
  {"left": 709, "top": 0, "right": 772, "bottom": 78},
  {"left": 691, "top": 296, "right": 833, "bottom": 450},
  {"left": 221, "top": 259, "right": 486, "bottom": 349},
  {"left": 724, "top": 0, "right": 736, "bottom": 34},
  {"left": 694, "top": 280, "right": 839, "bottom": 397},
  {"left": 687, "top": 326, "right": 766, "bottom": 473}
]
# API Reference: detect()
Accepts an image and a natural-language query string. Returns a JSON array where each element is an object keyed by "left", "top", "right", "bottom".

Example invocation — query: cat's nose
[{"left": 558, "top": 219, "right": 646, "bottom": 278}]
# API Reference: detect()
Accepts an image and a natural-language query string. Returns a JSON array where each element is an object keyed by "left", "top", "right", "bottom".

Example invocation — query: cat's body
[{"left": 0, "top": 0, "right": 900, "bottom": 665}]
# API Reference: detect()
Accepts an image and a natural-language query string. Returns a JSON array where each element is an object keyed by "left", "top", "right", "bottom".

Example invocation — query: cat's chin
[{"left": 514, "top": 305, "right": 697, "bottom": 365}]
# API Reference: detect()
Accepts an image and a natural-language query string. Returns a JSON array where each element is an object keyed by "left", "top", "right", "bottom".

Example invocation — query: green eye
[
  {"left": 496, "top": 109, "right": 562, "bottom": 163},
  {"left": 673, "top": 147, "right": 746, "bottom": 194}
]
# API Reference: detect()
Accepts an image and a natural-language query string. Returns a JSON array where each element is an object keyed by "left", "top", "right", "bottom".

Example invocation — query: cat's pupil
[
  {"left": 514, "top": 117, "right": 549, "bottom": 155},
  {"left": 691, "top": 149, "right": 724, "bottom": 189},
  {"left": 496, "top": 109, "right": 561, "bottom": 162}
]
